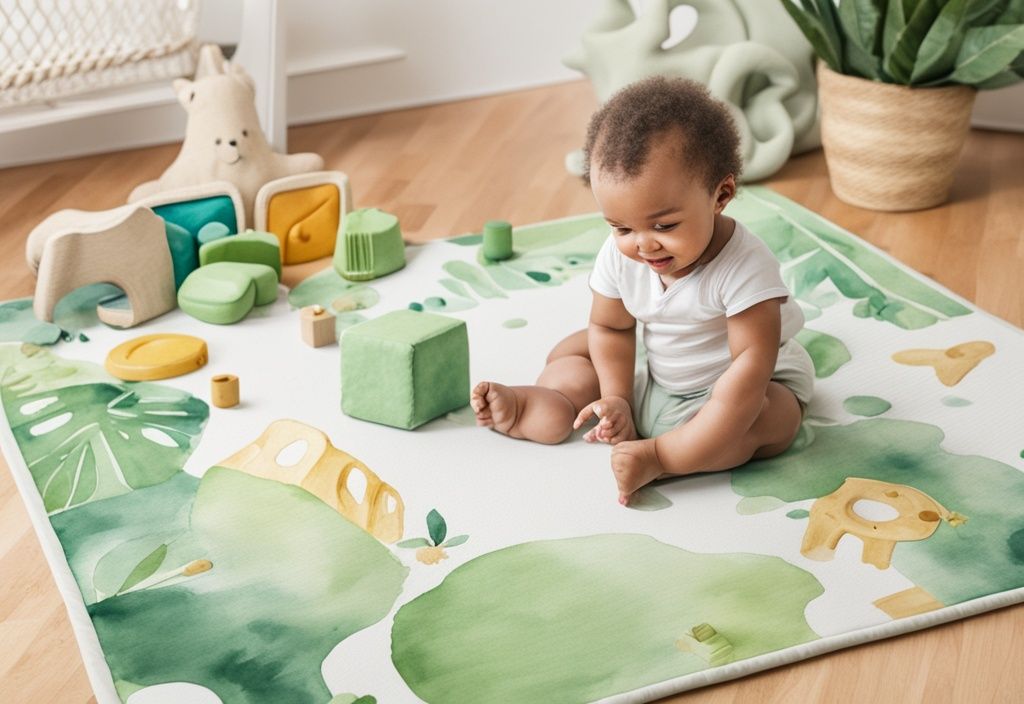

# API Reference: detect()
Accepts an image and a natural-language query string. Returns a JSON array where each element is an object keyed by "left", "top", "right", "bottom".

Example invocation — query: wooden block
[
  {"left": 301, "top": 304, "right": 336, "bottom": 347},
  {"left": 31, "top": 204, "right": 177, "bottom": 328},
  {"left": 106, "top": 333, "right": 208, "bottom": 381},
  {"left": 210, "top": 374, "right": 240, "bottom": 408}
]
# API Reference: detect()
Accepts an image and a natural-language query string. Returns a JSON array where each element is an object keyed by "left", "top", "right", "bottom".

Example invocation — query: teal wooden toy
[
  {"left": 178, "top": 261, "right": 279, "bottom": 324},
  {"left": 482, "top": 220, "right": 513, "bottom": 261},
  {"left": 340, "top": 310, "right": 469, "bottom": 429},
  {"left": 164, "top": 220, "right": 199, "bottom": 290},
  {"left": 333, "top": 208, "right": 405, "bottom": 281},
  {"left": 199, "top": 229, "right": 282, "bottom": 278}
]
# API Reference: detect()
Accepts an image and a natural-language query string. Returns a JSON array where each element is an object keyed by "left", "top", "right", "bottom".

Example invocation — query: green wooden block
[
  {"left": 333, "top": 208, "right": 405, "bottom": 281},
  {"left": 199, "top": 229, "right": 282, "bottom": 278},
  {"left": 340, "top": 309, "right": 469, "bottom": 429},
  {"left": 178, "top": 262, "right": 279, "bottom": 324},
  {"left": 482, "top": 219, "right": 513, "bottom": 261}
]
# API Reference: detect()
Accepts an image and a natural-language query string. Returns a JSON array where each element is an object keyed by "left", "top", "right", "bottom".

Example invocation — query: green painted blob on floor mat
[
  {"left": 731, "top": 418, "right": 1024, "bottom": 605},
  {"left": 288, "top": 267, "right": 379, "bottom": 316},
  {"left": 392, "top": 534, "right": 822, "bottom": 703},
  {"left": 736, "top": 495, "right": 786, "bottom": 514},
  {"left": 795, "top": 329, "right": 850, "bottom": 378},
  {"left": 786, "top": 509, "right": 810, "bottom": 519},
  {"left": 627, "top": 486, "right": 672, "bottom": 511},
  {"left": 942, "top": 396, "right": 972, "bottom": 407},
  {"left": 77, "top": 468, "right": 408, "bottom": 704},
  {"left": 502, "top": 318, "right": 528, "bottom": 329},
  {"left": 443, "top": 261, "right": 507, "bottom": 299},
  {"left": 843, "top": 395, "right": 891, "bottom": 417}
]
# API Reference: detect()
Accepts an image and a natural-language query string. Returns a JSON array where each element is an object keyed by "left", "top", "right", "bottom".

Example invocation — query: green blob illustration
[
  {"left": 502, "top": 318, "right": 528, "bottom": 329},
  {"left": 941, "top": 396, "right": 972, "bottom": 407},
  {"left": 736, "top": 496, "right": 786, "bottom": 515},
  {"left": 732, "top": 419, "right": 1024, "bottom": 605},
  {"left": 786, "top": 509, "right": 810, "bottom": 519},
  {"left": 526, "top": 270, "right": 551, "bottom": 282},
  {"left": 443, "top": 261, "right": 507, "bottom": 299},
  {"left": 392, "top": 535, "right": 822, "bottom": 704},
  {"left": 627, "top": 486, "right": 673, "bottom": 511},
  {"left": 795, "top": 328, "right": 851, "bottom": 378},
  {"left": 843, "top": 396, "right": 892, "bottom": 417},
  {"left": 728, "top": 188, "right": 971, "bottom": 330},
  {"left": 408, "top": 302, "right": 424, "bottom": 311},
  {"left": 288, "top": 267, "right": 379, "bottom": 315},
  {"left": 64, "top": 468, "right": 408, "bottom": 704}
]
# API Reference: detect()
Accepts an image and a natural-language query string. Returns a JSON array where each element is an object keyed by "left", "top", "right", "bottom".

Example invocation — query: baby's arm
[{"left": 573, "top": 292, "right": 637, "bottom": 444}]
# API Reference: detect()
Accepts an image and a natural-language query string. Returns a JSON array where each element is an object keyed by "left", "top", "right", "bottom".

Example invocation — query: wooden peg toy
[
  {"left": 301, "top": 304, "right": 336, "bottom": 347},
  {"left": 211, "top": 374, "right": 240, "bottom": 408}
]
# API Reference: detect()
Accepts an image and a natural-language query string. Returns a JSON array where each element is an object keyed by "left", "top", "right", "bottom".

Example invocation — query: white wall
[{"left": 0, "top": 1, "right": 1021, "bottom": 168}]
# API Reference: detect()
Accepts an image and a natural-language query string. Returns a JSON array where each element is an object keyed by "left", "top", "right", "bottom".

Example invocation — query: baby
[{"left": 471, "top": 76, "right": 814, "bottom": 504}]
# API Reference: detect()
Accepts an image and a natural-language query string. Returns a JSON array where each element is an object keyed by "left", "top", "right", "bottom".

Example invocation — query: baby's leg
[
  {"left": 472, "top": 329, "right": 600, "bottom": 444},
  {"left": 611, "top": 381, "right": 802, "bottom": 500}
]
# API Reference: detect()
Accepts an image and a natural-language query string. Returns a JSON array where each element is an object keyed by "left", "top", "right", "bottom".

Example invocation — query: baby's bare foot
[
  {"left": 470, "top": 381, "right": 520, "bottom": 436},
  {"left": 611, "top": 439, "right": 665, "bottom": 504}
]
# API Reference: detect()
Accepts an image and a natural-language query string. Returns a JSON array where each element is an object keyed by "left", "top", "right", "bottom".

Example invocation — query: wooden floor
[{"left": 0, "top": 79, "right": 1022, "bottom": 703}]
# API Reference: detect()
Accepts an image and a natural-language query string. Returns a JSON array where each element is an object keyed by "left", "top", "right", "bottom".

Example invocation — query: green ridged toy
[{"left": 334, "top": 208, "right": 405, "bottom": 281}]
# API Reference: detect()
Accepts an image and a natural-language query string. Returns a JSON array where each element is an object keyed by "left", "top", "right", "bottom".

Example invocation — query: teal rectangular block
[{"left": 341, "top": 310, "right": 469, "bottom": 429}]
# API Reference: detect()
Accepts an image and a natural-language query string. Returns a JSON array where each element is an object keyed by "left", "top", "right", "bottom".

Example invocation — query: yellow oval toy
[{"left": 105, "top": 333, "right": 208, "bottom": 381}]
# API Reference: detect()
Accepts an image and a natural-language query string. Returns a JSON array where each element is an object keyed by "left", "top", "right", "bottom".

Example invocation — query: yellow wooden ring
[{"left": 105, "top": 333, "right": 208, "bottom": 381}]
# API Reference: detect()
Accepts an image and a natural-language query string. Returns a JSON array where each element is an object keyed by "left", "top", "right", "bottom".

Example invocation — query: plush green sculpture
[
  {"left": 199, "top": 229, "right": 282, "bottom": 278},
  {"left": 340, "top": 310, "right": 469, "bottom": 430},
  {"left": 177, "top": 261, "right": 279, "bottom": 324},
  {"left": 563, "top": 0, "right": 820, "bottom": 181},
  {"left": 333, "top": 208, "right": 406, "bottom": 281}
]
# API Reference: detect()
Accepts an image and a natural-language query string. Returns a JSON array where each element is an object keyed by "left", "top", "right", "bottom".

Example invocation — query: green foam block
[
  {"left": 340, "top": 309, "right": 469, "bottom": 429},
  {"left": 178, "top": 262, "right": 279, "bottom": 324},
  {"left": 199, "top": 229, "right": 281, "bottom": 278},
  {"left": 333, "top": 208, "right": 405, "bottom": 281}
]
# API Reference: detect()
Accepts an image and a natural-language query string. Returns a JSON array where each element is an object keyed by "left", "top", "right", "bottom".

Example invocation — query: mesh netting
[{"left": 0, "top": 0, "right": 200, "bottom": 107}]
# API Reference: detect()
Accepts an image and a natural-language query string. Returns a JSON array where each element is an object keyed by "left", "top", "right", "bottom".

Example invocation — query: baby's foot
[
  {"left": 470, "top": 381, "right": 520, "bottom": 436},
  {"left": 611, "top": 439, "right": 665, "bottom": 505}
]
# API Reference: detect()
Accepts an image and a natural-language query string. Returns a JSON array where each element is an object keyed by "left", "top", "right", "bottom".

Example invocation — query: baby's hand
[{"left": 573, "top": 396, "right": 637, "bottom": 445}]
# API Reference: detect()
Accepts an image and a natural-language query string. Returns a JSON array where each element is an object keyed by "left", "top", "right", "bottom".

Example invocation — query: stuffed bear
[{"left": 129, "top": 44, "right": 323, "bottom": 224}]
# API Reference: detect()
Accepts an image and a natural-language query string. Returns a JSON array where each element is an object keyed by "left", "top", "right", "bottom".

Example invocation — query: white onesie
[{"left": 589, "top": 219, "right": 806, "bottom": 396}]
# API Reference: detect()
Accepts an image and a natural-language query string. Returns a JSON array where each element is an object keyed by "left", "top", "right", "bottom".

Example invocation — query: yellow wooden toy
[{"left": 105, "top": 333, "right": 208, "bottom": 381}]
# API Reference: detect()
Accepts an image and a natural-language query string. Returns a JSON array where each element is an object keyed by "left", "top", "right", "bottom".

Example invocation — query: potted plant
[{"left": 781, "top": 0, "right": 1024, "bottom": 211}]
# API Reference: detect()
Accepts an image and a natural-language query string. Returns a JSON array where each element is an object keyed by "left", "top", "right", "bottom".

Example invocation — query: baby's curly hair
[{"left": 582, "top": 76, "right": 742, "bottom": 192}]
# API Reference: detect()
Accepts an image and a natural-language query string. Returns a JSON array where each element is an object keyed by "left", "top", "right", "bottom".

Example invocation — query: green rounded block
[
  {"left": 334, "top": 208, "right": 406, "bottom": 281},
  {"left": 482, "top": 219, "right": 513, "bottom": 261},
  {"left": 341, "top": 310, "right": 469, "bottom": 429},
  {"left": 197, "top": 221, "right": 232, "bottom": 246},
  {"left": 178, "top": 262, "right": 279, "bottom": 324},
  {"left": 199, "top": 229, "right": 282, "bottom": 278}
]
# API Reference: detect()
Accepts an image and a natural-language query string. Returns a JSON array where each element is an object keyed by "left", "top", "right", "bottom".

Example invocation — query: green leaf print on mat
[
  {"left": 392, "top": 535, "right": 821, "bottom": 704},
  {"left": 795, "top": 329, "right": 851, "bottom": 378},
  {"left": 728, "top": 188, "right": 971, "bottom": 330},
  {"left": 63, "top": 468, "right": 408, "bottom": 704},
  {"left": 3, "top": 374, "right": 208, "bottom": 514}
]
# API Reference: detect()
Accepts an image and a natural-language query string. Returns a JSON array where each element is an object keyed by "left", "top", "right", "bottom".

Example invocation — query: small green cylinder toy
[{"left": 482, "top": 220, "right": 513, "bottom": 261}]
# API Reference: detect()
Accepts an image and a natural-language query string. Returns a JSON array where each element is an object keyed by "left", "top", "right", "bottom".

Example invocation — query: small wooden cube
[{"left": 301, "top": 305, "right": 336, "bottom": 347}]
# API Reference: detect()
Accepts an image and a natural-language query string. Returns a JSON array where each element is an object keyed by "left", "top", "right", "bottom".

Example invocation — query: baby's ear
[
  {"left": 715, "top": 174, "right": 737, "bottom": 212},
  {"left": 173, "top": 78, "right": 195, "bottom": 108}
]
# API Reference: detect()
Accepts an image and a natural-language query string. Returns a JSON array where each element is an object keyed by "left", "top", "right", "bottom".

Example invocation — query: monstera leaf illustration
[
  {"left": 733, "top": 188, "right": 971, "bottom": 329},
  {"left": 5, "top": 382, "right": 208, "bottom": 513}
]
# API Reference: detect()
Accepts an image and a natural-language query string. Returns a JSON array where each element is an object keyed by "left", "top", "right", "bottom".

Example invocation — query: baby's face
[{"left": 591, "top": 135, "right": 731, "bottom": 283}]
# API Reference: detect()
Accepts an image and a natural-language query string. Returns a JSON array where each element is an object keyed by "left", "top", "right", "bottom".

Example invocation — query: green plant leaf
[
  {"left": 814, "top": 0, "right": 848, "bottom": 69},
  {"left": 911, "top": 0, "right": 974, "bottom": 83},
  {"left": 396, "top": 538, "right": 432, "bottom": 549},
  {"left": 426, "top": 509, "right": 447, "bottom": 547},
  {"left": 117, "top": 543, "right": 168, "bottom": 593},
  {"left": 795, "top": 328, "right": 851, "bottom": 378},
  {"left": 884, "top": 0, "right": 944, "bottom": 83},
  {"left": 781, "top": 0, "right": 843, "bottom": 70},
  {"left": 883, "top": 0, "right": 909, "bottom": 57},
  {"left": 839, "top": 0, "right": 885, "bottom": 77},
  {"left": 5, "top": 382, "right": 209, "bottom": 513},
  {"left": 442, "top": 535, "right": 469, "bottom": 548},
  {"left": 974, "top": 67, "right": 1024, "bottom": 88},
  {"left": 949, "top": 24, "right": 1024, "bottom": 84}
]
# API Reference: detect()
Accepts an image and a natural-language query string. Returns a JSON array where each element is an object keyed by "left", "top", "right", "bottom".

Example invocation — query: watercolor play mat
[{"left": 2, "top": 186, "right": 1022, "bottom": 704}]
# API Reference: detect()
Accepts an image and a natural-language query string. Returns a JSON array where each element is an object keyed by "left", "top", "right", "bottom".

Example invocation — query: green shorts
[{"left": 633, "top": 338, "right": 815, "bottom": 439}]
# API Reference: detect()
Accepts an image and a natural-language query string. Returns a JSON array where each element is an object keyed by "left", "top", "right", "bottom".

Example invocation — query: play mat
[{"left": 1, "top": 186, "right": 1022, "bottom": 704}]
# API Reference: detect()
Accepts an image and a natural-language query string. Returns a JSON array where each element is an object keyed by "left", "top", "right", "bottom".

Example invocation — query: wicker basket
[{"left": 817, "top": 63, "right": 977, "bottom": 211}]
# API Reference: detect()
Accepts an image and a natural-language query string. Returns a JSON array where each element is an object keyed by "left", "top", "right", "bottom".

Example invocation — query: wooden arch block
[{"left": 31, "top": 205, "right": 177, "bottom": 328}]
